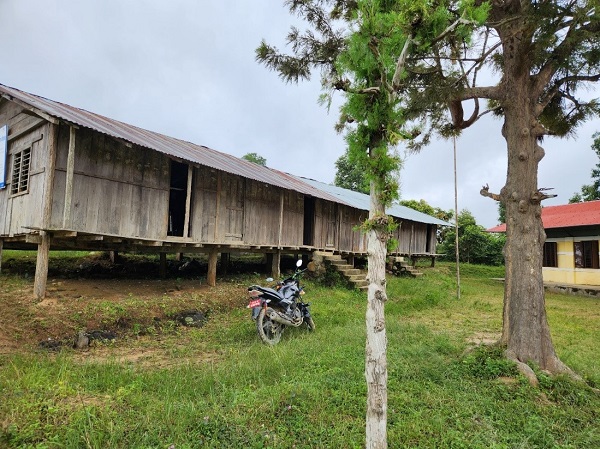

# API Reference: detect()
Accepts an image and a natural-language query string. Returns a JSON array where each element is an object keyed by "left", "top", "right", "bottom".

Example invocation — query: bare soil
[{"left": 0, "top": 252, "right": 259, "bottom": 358}]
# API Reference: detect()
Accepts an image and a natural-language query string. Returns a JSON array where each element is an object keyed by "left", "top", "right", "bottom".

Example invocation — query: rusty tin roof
[{"left": 0, "top": 83, "right": 346, "bottom": 205}]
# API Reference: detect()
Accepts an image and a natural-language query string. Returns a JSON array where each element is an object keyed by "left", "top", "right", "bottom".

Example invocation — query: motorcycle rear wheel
[{"left": 256, "top": 307, "right": 284, "bottom": 345}]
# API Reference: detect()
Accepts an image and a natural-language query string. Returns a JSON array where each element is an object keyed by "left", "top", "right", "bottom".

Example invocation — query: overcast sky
[{"left": 1, "top": 1, "right": 598, "bottom": 228}]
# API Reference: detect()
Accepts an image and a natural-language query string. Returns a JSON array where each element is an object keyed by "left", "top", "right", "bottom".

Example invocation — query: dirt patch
[{"left": 0, "top": 253, "right": 255, "bottom": 359}]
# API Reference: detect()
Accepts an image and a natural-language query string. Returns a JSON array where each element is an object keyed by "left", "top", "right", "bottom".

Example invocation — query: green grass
[{"left": 0, "top": 260, "right": 598, "bottom": 448}]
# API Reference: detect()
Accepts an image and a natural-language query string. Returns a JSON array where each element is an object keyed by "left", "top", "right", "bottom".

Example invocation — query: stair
[
  {"left": 388, "top": 256, "right": 424, "bottom": 278},
  {"left": 314, "top": 251, "right": 368, "bottom": 290}
]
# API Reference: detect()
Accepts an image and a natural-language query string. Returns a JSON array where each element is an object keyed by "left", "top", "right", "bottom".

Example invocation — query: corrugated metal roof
[
  {"left": 1, "top": 82, "right": 450, "bottom": 226},
  {"left": 0, "top": 83, "right": 345, "bottom": 205},
  {"left": 296, "top": 176, "right": 453, "bottom": 226},
  {"left": 487, "top": 200, "right": 600, "bottom": 232}
]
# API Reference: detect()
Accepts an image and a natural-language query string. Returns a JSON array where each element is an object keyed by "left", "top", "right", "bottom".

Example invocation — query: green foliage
[
  {"left": 439, "top": 209, "right": 505, "bottom": 265},
  {"left": 333, "top": 150, "right": 370, "bottom": 194},
  {"left": 497, "top": 202, "right": 506, "bottom": 224},
  {"left": 241, "top": 152, "right": 267, "bottom": 166},
  {"left": 460, "top": 345, "right": 519, "bottom": 380},
  {"left": 570, "top": 132, "right": 600, "bottom": 203},
  {"left": 400, "top": 198, "right": 453, "bottom": 222}
]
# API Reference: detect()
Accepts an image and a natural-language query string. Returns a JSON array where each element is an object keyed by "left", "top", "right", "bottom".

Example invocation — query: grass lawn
[{"left": 0, "top": 253, "right": 598, "bottom": 448}]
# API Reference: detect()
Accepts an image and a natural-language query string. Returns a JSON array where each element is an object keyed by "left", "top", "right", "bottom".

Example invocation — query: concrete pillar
[{"left": 34, "top": 232, "right": 51, "bottom": 299}]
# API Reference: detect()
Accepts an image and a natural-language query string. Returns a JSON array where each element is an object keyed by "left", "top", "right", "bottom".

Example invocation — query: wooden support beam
[
  {"left": 0, "top": 239, "right": 3, "bottom": 274},
  {"left": 1, "top": 94, "right": 60, "bottom": 125},
  {"left": 42, "top": 123, "right": 59, "bottom": 229},
  {"left": 62, "top": 126, "right": 76, "bottom": 227},
  {"left": 78, "top": 235, "right": 104, "bottom": 241},
  {"left": 278, "top": 191, "right": 284, "bottom": 247},
  {"left": 207, "top": 249, "right": 218, "bottom": 287},
  {"left": 159, "top": 253, "right": 167, "bottom": 279},
  {"left": 6, "top": 114, "right": 45, "bottom": 142},
  {"left": 214, "top": 172, "right": 222, "bottom": 242},
  {"left": 271, "top": 250, "right": 281, "bottom": 279},
  {"left": 53, "top": 230, "right": 78, "bottom": 238},
  {"left": 34, "top": 232, "right": 51, "bottom": 299},
  {"left": 183, "top": 164, "right": 193, "bottom": 239},
  {"left": 26, "top": 234, "right": 42, "bottom": 244},
  {"left": 219, "top": 252, "right": 230, "bottom": 275}
]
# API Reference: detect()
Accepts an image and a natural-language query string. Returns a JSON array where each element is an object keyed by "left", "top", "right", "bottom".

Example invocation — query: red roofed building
[{"left": 488, "top": 201, "right": 600, "bottom": 287}]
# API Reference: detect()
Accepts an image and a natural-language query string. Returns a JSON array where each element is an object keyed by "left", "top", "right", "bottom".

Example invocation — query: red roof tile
[{"left": 487, "top": 200, "right": 600, "bottom": 232}]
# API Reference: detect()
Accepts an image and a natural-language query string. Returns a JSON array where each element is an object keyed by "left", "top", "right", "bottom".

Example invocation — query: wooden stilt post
[
  {"left": 34, "top": 232, "right": 51, "bottom": 299},
  {"left": 265, "top": 253, "right": 273, "bottom": 273},
  {"left": 0, "top": 239, "right": 3, "bottom": 274},
  {"left": 34, "top": 123, "right": 59, "bottom": 299},
  {"left": 219, "top": 253, "right": 230, "bottom": 275},
  {"left": 159, "top": 253, "right": 167, "bottom": 279},
  {"left": 271, "top": 250, "right": 281, "bottom": 279},
  {"left": 62, "top": 126, "right": 76, "bottom": 228},
  {"left": 207, "top": 249, "right": 218, "bottom": 286}
]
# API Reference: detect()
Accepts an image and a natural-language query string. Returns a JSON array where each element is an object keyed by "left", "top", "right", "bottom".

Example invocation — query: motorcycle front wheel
[
  {"left": 304, "top": 316, "right": 315, "bottom": 331},
  {"left": 256, "top": 307, "right": 284, "bottom": 345}
]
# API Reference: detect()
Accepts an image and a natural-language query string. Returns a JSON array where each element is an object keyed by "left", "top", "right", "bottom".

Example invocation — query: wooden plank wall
[
  {"left": 280, "top": 190, "right": 303, "bottom": 246},
  {"left": 338, "top": 205, "right": 367, "bottom": 253},
  {"left": 189, "top": 165, "right": 218, "bottom": 242},
  {"left": 393, "top": 220, "right": 433, "bottom": 254},
  {"left": 314, "top": 199, "right": 345, "bottom": 249},
  {"left": 51, "top": 126, "right": 170, "bottom": 239},
  {"left": 243, "top": 179, "right": 280, "bottom": 244},
  {"left": 0, "top": 98, "right": 49, "bottom": 236}
]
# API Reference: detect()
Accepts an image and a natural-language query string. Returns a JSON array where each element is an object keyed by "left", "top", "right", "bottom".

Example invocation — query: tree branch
[
  {"left": 480, "top": 184, "right": 502, "bottom": 201},
  {"left": 391, "top": 37, "right": 412, "bottom": 92},
  {"left": 536, "top": 73, "right": 600, "bottom": 115}
]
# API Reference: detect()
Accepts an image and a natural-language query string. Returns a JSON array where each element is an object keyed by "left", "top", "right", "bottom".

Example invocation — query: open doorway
[{"left": 168, "top": 160, "right": 188, "bottom": 237}]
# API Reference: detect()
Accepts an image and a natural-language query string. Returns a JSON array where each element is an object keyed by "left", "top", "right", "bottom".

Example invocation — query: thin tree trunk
[{"left": 365, "top": 180, "right": 388, "bottom": 449}]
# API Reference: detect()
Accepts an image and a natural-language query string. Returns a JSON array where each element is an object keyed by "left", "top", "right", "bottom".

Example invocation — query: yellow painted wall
[{"left": 543, "top": 238, "right": 600, "bottom": 286}]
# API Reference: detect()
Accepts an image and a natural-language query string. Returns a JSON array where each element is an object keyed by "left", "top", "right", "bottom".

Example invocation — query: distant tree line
[{"left": 399, "top": 201, "right": 505, "bottom": 266}]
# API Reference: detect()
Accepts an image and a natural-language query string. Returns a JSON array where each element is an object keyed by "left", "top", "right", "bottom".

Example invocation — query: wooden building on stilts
[{"left": 0, "top": 83, "right": 450, "bottom": 298}]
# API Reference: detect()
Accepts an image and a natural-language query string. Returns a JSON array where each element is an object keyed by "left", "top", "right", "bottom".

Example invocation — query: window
[
  {"left": 543, "top": 242, "right": 558, "bottom": 267},
  {"left": 10, "top": 147, "right": 31, "bottom": 195},
  {"left": 574, "top": 240, "right": 599, "bottom": 269}
]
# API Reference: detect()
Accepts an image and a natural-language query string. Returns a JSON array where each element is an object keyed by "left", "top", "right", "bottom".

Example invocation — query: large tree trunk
[
  {"left": 365, "top": 180, "right": 388, "bottom": 449},
  {"left": 497, "top": 14, "right": 571, "bottom": 376}
]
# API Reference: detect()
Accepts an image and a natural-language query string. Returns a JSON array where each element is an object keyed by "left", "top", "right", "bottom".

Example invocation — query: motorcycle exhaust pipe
[{"left": 266, "top": 308, "right": 304, "bottom": 327}]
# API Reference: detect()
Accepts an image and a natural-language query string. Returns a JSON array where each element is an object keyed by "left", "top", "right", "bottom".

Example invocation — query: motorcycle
[{"left": 247, "top": 259, "right": 315, "bottom": 345}]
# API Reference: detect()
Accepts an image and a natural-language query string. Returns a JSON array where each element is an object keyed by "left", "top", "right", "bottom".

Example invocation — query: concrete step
[{"left": 339, "top": 268, "right": 362, "bottom": 276}]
